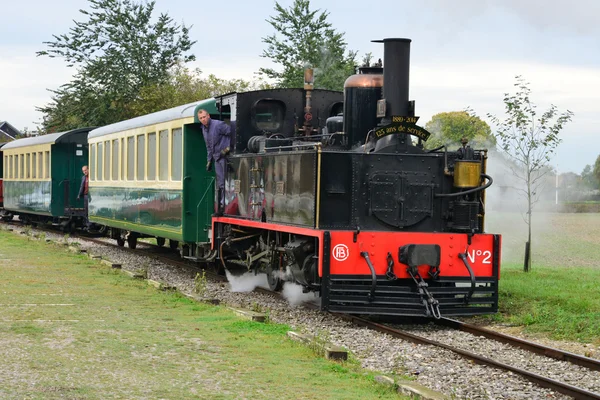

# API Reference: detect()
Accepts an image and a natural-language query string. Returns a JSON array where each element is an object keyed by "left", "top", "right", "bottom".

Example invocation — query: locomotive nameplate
[
  {"left": 391, "top": 115, "right": 419, "bottom": 124},
  {"left": 376, "top": 99, "right": 386, "bottom": 117},
  {"left": 374, "top": 122, "right": 431, "bottom": 141}
]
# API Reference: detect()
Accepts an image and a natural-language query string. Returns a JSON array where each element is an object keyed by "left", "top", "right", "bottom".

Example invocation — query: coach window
[
  {"left": 112, "top": 139, "right": 119, "bottom": 181},
  {"left": 171, "top": 127, "right": 182, "bottom": 181},
  {"left": 25, "top": 153, "right": 30, "bottom": 179},
  {"left": 97, "top": 142, "right": 104, "bottom": 181},
  {"left": 37, "top": 152, "right": 43, "bottom": 179},
  {"left": 159, "top": 129, "right": 168, "bottom": 181},
  {"left": 120, "top": 138, "right": 125, "bottom": 180},
  {"left": 103, "top": 140, "right": 110, "bottom": 181},
  {"left": 147, "top": 132, "right": 156, "bottom": 180},
  {"left": 137, "top": 134, "right": 146, "bottom": 180},
  {"left": 44, "top": 151, "right": 50, "bottom": 179},
  {"left": 19, "top": 154, "right": 24, "bottom": 179},
  {"left": 14, "top": 155, "right": 19, "bottom": 179},
  {"left": 127, "top": 136, "right": 135, "bottom": 180},
  {"left": 8, "top": 155, "right": 12, "bottom": 179},
  {"left": 90, "top": 144, "right": 96, "bottom": 181},
  {"left": 32, "top": 153, "right": 37, "bottom": 179}
]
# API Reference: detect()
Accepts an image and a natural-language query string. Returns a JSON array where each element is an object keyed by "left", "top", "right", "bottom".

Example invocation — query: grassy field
[
  {"left": 0, "top": 230, "right": 402, "bottom": 400},
  {"left": 485, "top": 212, "right": 600, "bottom": 344}
]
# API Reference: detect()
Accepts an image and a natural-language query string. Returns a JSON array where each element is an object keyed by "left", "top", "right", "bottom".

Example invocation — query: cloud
[
  {"left": 420, "top": 0, "right": 600, "bottom": 35},
  {"left": 412, "top": 59, "right": 597, "bottom": 121},
  {"left": 0, "top": 48, "right": 75, "bottom": 130},
  {"left": 409, "top": 59, "right": 599, "bottom": 173},
  {"left": 499, "top": 0, "right": 600, "bottom": 34}
]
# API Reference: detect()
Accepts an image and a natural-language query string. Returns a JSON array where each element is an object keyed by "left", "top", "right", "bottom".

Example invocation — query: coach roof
[
  {"left": 1, "top": 127, "right": 94, "bottom": 150},
  {"left": 89, "top": 98, "right": 218, "bottom": 139}
]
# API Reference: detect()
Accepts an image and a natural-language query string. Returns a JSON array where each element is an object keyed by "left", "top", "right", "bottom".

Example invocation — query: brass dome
[{"left": 344, "top": 73, "right": 383, "bottom": 88}]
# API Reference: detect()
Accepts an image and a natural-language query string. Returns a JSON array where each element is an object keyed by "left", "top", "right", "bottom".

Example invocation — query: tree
[
  {"left": 581, "top": 163, "right": 599, "bottom": 190},
  {"left": 259, "top": 0, "right": 357, "bottom": 90},
  {"left": 424, "top": 111, "right": 495, "bottom": 150},
  {"left": 487, "top": 76, "right": 573, "bottom": 272},
  {"left": 128, "top": 63, "right": 269, "bottom": 116},
  {"left": 37, "top": 0, "right": 196, "bottom": 131},
  {"left": 593, "top": 156, "right": 600, "bottom": 189}
]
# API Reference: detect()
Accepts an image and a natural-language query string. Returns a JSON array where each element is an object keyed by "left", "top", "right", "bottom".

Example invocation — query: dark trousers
[
  {"left": 83, "top": 194, "right": 90, "bottom": 227},
  {"left": 215, "top": 158, "right": 226, "bottom": 206}
]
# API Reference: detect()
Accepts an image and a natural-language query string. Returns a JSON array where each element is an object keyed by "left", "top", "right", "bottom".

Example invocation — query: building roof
[{"left": 0, "top": 121, "right": 22, "bottom": 140}]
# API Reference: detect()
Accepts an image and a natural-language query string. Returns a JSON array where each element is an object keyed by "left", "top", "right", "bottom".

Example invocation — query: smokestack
[{"left": 373, "top": 38, "right": 411, "bottom": 119}]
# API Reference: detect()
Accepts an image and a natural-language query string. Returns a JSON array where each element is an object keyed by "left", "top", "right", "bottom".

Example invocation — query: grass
[
  {"left": 0, "top": 229, "right": 403, "bottom": 400},
  {"left": 494, "top": 264, "right": 600, "bottom": 342},
  {"left": 482, "top": 212, "right": 600, "bottom": 344}
]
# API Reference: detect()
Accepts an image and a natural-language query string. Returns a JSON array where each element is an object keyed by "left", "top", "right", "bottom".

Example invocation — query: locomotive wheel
[
  {"left": 156, "top": 237, "right": 165, "bottom": 247},
  {"left": 266, "top": 263, "right": 283, "bottom": 291},
  {"left": 127, "top": 236, "right": 137, "bottom": 249},
  {"left": 116, "top": 238, "right": 125, "bottom": 247},
  {"left": 169, "top": 240, "right": 179, "bottom": 250}
]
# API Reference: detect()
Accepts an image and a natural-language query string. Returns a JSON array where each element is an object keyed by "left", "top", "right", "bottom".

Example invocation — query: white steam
[
  {"left": 225, "top": 270, "right": 269, "bottom": 292},
  {"left": 484, "top": 150, "right": 556, "bottom": 264},
  {"left": 281, "top": 283, "right": 320, "bottom": 307},
  {"left": 224, "top": 269, "right": 320, "bottom": 307}
]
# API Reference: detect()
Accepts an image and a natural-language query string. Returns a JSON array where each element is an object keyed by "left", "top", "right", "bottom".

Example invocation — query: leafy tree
[
  {"left": 424, "top": 111, "right": 495, "bottom": 150},
  {"left": 38, "top": 75, "right": 119, "bottom": 132},
  {"left": 581, "top": 163, "right": 599, "bottom": 190},
  {"left": 128, "top": 63, "right": 269, "bottom": 116},
  {"left": 260, "top": 0, "right": 357, "bottom": 90},
  {"left": 37, "top": 0, "right": 196, "bottom": 131},
  {"left": 487, "top": 76, "right": 573, "bottom": 272},
  {"left": 592, "top": 156, "right": 600, "bottom": 190}
]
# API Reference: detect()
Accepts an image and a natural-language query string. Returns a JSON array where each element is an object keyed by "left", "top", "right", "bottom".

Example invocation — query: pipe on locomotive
[
  {"left": 342, "top": 38, "right": 412, "bottom": 149},
  {"left": 373, "top": 38, "right": 412, "bottom": 120}
]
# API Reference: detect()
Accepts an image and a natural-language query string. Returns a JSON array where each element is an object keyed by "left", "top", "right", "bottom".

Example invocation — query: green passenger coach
[
  {"left": 1, "top": 128, "right": 92, "bottom": 228},
  {"left": 87, "top": 99, "right": 218, "bottom": 249}
]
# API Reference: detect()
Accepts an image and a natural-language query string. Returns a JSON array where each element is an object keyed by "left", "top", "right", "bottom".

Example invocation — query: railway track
[
  {"left": 5, "top": 221, "right": 600, "bottom": 399},
  {"left": 340, "top": 314, "right": 600, "bottom": 400},
  {"left": 437, "top": 317, "right": 600, "bottom": 372}
]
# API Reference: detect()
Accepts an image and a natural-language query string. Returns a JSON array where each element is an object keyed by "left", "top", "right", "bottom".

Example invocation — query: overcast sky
[{"left": 1, "top": 0, "right": 598, "bottom": 173}]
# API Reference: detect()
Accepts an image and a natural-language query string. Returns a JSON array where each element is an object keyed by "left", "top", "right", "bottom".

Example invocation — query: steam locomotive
[{"left": 206, "top": 38, "right": 501, "bottom": 318}]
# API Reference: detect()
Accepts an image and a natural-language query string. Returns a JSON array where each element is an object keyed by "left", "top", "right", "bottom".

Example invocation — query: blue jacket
[{"left": 202, "top": 119, "right": 231, "bottom": 162}]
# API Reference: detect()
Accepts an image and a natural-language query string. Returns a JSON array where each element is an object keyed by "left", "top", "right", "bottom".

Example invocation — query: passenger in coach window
[
  {"left": 198, "top": 109, "right": 231, "bottom": 215},
  {"left": 77, "top": 165, "right": 91, "bottom": 229}
]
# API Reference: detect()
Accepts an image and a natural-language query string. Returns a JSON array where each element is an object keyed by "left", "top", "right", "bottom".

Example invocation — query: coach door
[{"left": 181, "top": 122, "right": 213, "bottom": 244}]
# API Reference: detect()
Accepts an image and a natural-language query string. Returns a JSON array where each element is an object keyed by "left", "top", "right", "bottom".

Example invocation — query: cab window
[{"left": 252, "top": 99, "right": 285, "bottom": 132}]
